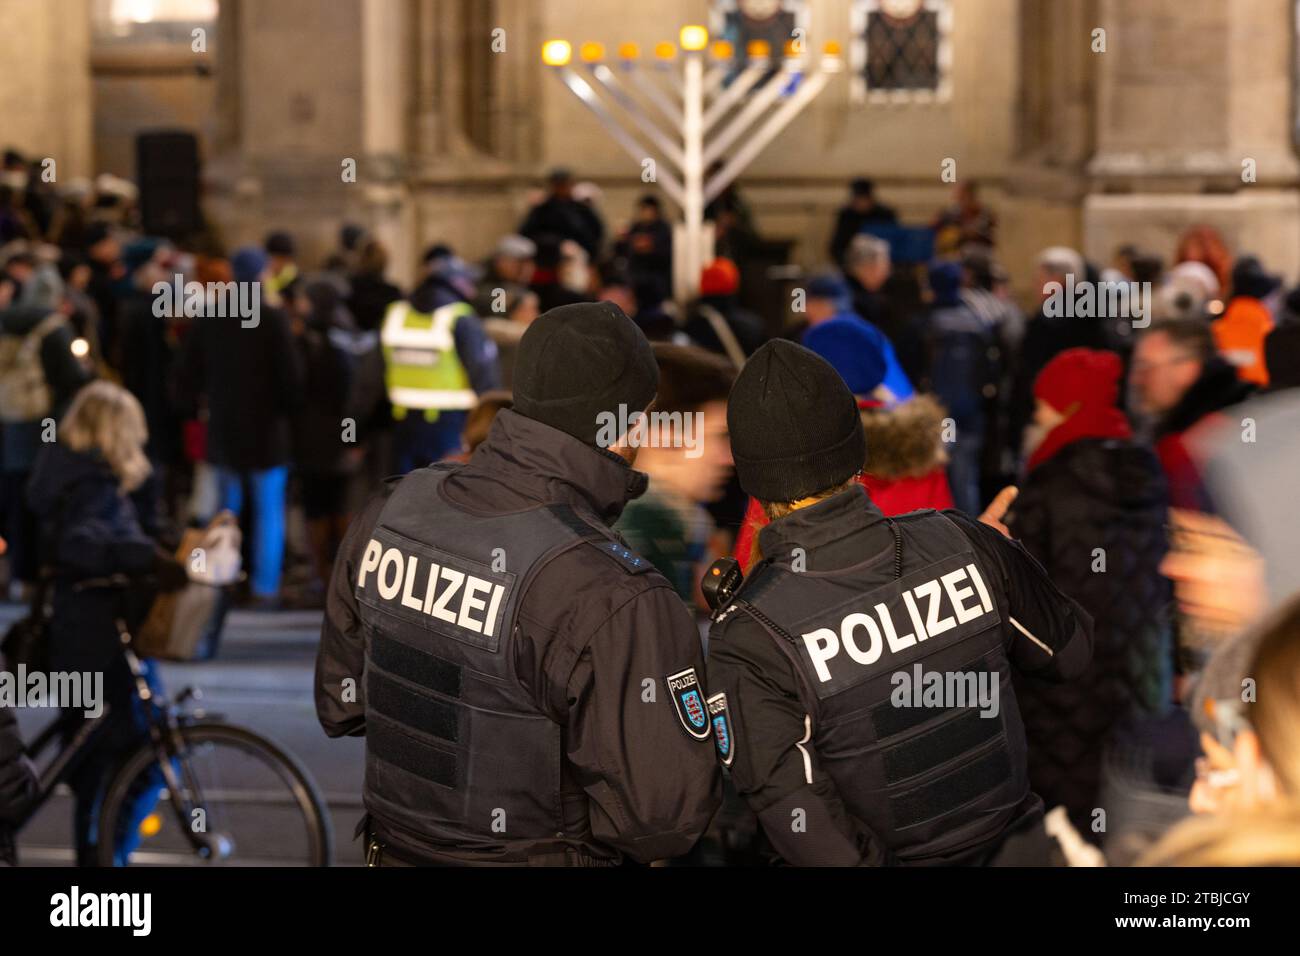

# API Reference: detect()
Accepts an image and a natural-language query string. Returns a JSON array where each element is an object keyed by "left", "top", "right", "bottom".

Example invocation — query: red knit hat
[
  {"left": 1033, "top": 347, "right": 1123, "bottom": 414},
  {"left": 700, "top": 258, "right": 740, "bottom": 296}
]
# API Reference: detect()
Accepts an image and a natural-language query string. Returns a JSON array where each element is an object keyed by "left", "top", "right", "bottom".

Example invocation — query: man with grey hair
[
  {"left": 1035, "top": 246, "right": 1086, "bottom": 286},
  {"left": 843, "top": 234, "right": 894, "bottom": 334},
  {"left": 488, "top": 234, "right": 536, "bottom": 286},
  {"left": 845, "top": 233, "right": 890, "bottom": 273},
  {"left": 474, "top": 234, "right": 536, "bottom": 318}
]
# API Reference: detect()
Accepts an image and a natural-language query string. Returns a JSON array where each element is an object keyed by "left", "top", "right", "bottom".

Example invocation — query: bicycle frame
[
  {"left": 115, "top": 616, "right": 232, "bottom": 860},
  {"left": 16, "top": 610, "right": 225, "bottom": 860},
  {"left": 18, "top": 701, "right": 116, "bottom": 828}
]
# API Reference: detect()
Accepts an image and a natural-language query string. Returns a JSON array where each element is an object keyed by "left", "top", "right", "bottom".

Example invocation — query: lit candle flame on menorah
[{"left": 542, "top": 25, "right": 842, "bottom": 300}]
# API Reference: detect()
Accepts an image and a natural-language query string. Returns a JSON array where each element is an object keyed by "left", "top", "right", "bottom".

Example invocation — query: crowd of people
[{"left": 2, "top": 145, "right": 1300, "bottom": 866}]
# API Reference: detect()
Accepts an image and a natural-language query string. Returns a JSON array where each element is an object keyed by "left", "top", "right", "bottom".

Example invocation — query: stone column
[
  {"left": 206, "top": 0, "right": 426, "bottom": 277},
  {"left": 212, "top": 0, "right": 242, "bottom": 158},
  {"left": 406, "top": 0, "right": 542, "bottom": 267},
  {"left": 1000, "top": 0, "right": 1100, "bottom": 301},
  {"left": 360, "top": 0, "right": 416, "bottom": 284},
  {"left": 203, "top": 0, "right": 544, "bottom": 278},
  {"left": 494, "top": 0, "right": 545, "bottom": 166},
  {"left": 1083, "top": 0, "right": 1300, "bottom": 279},
  {"left": 0, "top": 0, "right": 94, "bottom": 179}
]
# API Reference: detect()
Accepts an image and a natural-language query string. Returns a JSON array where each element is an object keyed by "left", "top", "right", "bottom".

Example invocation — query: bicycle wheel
[{"left": 96, "top": 722, "right": 333, "bottom": 866}]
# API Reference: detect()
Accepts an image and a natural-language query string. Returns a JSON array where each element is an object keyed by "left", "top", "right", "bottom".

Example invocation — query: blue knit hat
[
  {"left": 231, "top": 245, "right": 269, "bottom": 284},
  {"left": 806, "top": 271, "right": 850, "bottom": 307},
  {"left": 122, "top": 238, "right": 163, "bottom": 275},
  {"left": 802, "top": 320, "right": 888, "bottom": 396},
  {"left": 928, "top": 260, "right": 964, "bottom": 307}
]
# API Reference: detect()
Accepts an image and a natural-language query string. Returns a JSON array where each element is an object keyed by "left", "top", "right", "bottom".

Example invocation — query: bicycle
[{"left": 12, "top": 575, "right": 333, "bottom": 866}]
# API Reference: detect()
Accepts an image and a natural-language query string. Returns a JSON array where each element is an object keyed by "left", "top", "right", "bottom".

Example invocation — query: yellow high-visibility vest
[{"left": 381, "top": 300, "right": 477, "bottom": 422}]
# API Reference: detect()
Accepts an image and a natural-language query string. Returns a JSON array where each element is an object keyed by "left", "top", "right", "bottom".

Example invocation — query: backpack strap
[
  {"left": 19, "top": 313, "right": 68, "bottom": 360},
  {"left": 697, "top": 304, "right": 747, "bottom": 368}
]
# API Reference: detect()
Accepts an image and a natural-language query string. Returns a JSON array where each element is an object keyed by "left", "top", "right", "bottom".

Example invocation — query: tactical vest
[
  {"left": 380, "top": 300, "right": 477, "bottom": 422},
  {"left": 353, "top": 465, "right": 646, "bottom": 857},
  {"left": 730, "top": 511, "right": 1030, "bottom": 863}
]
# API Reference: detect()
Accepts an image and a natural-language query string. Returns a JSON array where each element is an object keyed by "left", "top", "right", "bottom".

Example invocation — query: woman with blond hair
[{"left": 25, "top": 380, "right": 187, "bottom": 865}]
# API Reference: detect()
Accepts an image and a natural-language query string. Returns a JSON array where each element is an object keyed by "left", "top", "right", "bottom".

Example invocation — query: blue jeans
[
  {"left": 215, "top": 465, "right": 289, "bottom": 598},
  {"left": 72, "top": 659, "right": 166, "bottom": 866}
]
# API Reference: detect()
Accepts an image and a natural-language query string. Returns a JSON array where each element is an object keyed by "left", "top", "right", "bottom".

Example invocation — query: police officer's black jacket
[
  {"left": 316, "top": 409, "right": 721, "bottom": 865},
  {"left": 706, "top": 485, "right": 1092, "bottom": 866}
]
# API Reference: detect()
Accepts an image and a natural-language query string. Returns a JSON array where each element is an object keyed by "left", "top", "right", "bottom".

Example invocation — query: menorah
[{"left": 542, "top": 25, "right": 842, "bottom": 300}]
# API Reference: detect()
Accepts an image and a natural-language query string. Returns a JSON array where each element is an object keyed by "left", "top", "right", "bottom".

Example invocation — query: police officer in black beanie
[
  {"left": 317, "top": 300, "right": 721, "bottom": 865},
  {"left": 705, "top": 340, "right": 1092, "bottom": 865}
]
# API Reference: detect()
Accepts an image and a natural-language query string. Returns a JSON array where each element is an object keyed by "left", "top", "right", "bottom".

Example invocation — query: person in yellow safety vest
[
  {"left": 381, "top": 299, "right": 478, "bottom": 422},
  {"left": 265, "top": 231, "right": 299, "bottom": 296},
  {"left": 384, "top": 246, "right": 502, "bottom": 473}
]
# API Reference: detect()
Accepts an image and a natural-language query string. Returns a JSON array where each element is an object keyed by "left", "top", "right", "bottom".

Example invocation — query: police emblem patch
[
  {"left": 667, "top": 668, "right": 712, "bottom": 740},
  {"left": 707, "top": 692, "right": 734, "bottom": 766}
]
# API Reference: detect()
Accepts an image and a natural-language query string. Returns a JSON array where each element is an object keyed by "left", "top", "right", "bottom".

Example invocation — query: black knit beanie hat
[
  {"left": 513, "top": 301, "right": 659, "bottom": 446},
  {"left": 727, "top": 339, "right": 866, "bottom": 502}
]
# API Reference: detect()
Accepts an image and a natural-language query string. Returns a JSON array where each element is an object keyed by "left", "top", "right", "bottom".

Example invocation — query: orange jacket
[{"left": 1213, "top": 297, "right": 1274, "bottom": 387}]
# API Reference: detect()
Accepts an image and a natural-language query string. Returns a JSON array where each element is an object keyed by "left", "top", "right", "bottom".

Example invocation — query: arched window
[{"left": 850, "top": 0, "right": 952, "bottom": 104}]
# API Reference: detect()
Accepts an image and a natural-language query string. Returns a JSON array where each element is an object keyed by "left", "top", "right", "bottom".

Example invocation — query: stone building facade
[{"left": 5, "top": 0, "right": 1298, "bottom": 299}]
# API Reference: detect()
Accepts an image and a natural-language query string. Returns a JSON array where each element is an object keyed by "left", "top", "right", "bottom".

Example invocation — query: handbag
[{"left": 134, "top": 512, "right": 242, "bottom": 661}]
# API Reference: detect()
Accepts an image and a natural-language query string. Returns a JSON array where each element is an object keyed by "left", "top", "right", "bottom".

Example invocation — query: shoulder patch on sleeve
[
  {"left": 707, "top": 692, "right": 734, "bottom": 766},
  {"left": 667, "top": 668, "right": 712, "bottom": 740}
]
